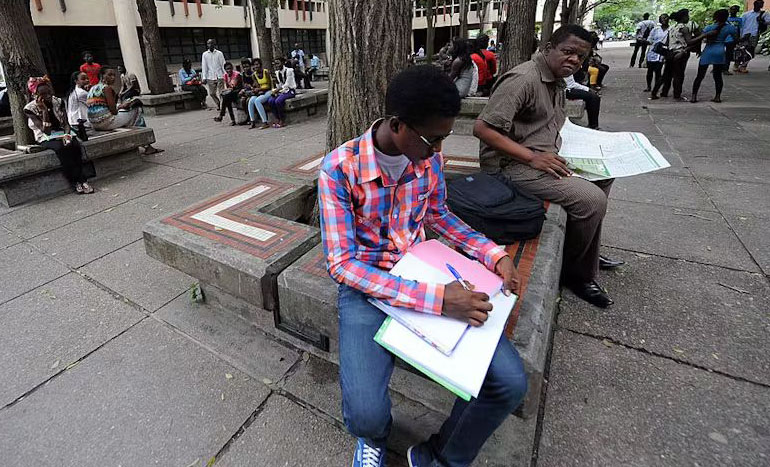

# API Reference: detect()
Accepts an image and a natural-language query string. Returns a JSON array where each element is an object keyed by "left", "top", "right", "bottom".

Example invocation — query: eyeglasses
[{"left": 404, "top": 122, "right": 453, "bottom": 149}]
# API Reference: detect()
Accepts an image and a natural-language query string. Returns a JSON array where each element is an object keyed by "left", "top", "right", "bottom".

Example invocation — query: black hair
[
  {"left": 182, "top": 58, "right": 192, "bottom": 67},
  {"left": 659, "top": 13, "right": 669, "bottom": 22},
  {"left": 643, "top": 13, "right": 650, "bottom": 19},
  {"left": 385, "top": 65, "right": 460, "bottom": 126},
  {"left": 253, "top": 57, "right": 263, "bottom": 67},
  {"left": 670, "top": 9, "right": 689, "bottom": 23},
  {"left": 241, "top": 58, "right": 252, "bottom": 67},
  {"left": 224, "top": 61, "right": 233, "bottom": 70},
  {"left": 66, "top": 71, "right": 81, "bottom": 101},
  {"left": 549, "top": 25, "right": 593, "bottom": 46},
  {"left": 450, "top": 37, "right": 473, "bottom": 72},
  {"left": 98, "top": 64, "right": 117, "bottom": 78},
  {"left": 82, "top": 50, "right": 92, "bottom": 58},
  {"left": 475, "top": 34, "right": 490, "bottom": 54},
  {"left": 714, "top": 8, "right": 729, "bottom": 22}
]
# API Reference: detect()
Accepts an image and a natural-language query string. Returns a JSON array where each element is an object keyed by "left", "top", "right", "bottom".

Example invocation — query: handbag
[{"left": 652, "top": 41, "right": 669, "bottom": 57}]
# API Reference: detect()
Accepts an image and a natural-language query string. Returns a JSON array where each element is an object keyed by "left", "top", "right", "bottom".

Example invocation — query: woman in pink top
[{"left": 214, "top": 62, "right": 242, "bottom": 125}]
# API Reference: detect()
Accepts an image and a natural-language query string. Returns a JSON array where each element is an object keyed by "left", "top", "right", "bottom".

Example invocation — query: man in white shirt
[
  {"left": 291, "top": 43, "right": 306, "bottom": 72},
  {"left": 740, "top": 0, "right": 768, "bottom": 70},
  {"left": 417, "top": 46, "right": 425, "bottom": 57},
  {"left": 565, "top": 74, "right": 601, "bottom": 129},
  {"left": 201, "top": 39, "right": 226, "bottom": 110},
  {"left": 630, "top": 13, "right": 657, "bottom": 67}
]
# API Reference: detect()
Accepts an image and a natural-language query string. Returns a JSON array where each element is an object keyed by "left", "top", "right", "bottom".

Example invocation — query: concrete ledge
[
  {"left": 0, "top": 127, "right": 155, "bottom": 207},
  {"left": 140, "top": 91, "right": 202, "bottom": 116},
  {"left": 283, "top": 89, "right": 328, "bottom": 123},
  {"left": 143, "top": 177, "right": 320, "bottom": 314},
  {"left": 454, "top": 97, "right": 586, "bottom": 135},
  {"left": 0, "top": 116, "right": 12, "bottom": 136}
]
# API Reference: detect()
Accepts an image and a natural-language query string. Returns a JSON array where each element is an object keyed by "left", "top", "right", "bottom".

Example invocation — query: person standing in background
[
  {"left": 291, "top": 43, "right": 306, "bottom": 73},
  {"left": 630, "top": 13, "right": 657, "bottom": 67},
  {"left": 738, "top": 0, "right": 768, "bottom": 72},
  {"left": 201, "top": 39, "right": 226, "bottom": 110},
  {"left": 80, "top": 51, "right": 102, "bottom": 87},
  {"left": 644, "top": 14, "right": 670, "bottom": 93},
  {"left": 691, "top": 9, "right": 738, "bottom": 103},
  {"left": 725, "top": 5, "right": 744, "bottom": 73}
]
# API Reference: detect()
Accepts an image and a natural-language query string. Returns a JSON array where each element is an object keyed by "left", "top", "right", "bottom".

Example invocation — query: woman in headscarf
[{"left": 24, "top": 76, "right": 94, "bottom": 194}]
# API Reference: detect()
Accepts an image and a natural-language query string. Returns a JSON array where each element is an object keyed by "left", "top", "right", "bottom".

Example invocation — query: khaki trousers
[
  {"left": 496, "top": 162, "right": 614, "bottom": 283},
  {"left": 206, "top": 78, "right": 224, "bottom": 110}
]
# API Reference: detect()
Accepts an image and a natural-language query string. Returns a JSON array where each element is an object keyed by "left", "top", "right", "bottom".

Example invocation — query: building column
[
  {"left": 248, "top": 0, "right": 260, "bottom": 58},
  {"left": 113, "top": 0, "right": 149, "bottom": 94},
  {"left": 324, "top": 27, "right": 331, "bottom": 65}
]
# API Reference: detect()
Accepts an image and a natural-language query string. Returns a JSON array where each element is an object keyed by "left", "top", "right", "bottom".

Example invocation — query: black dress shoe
[
  {"left": 567, "top": 280, "right": 614, "bottom": 308},
  {"left": 599, "top": 255, "right": 625, "bottom": 269}
]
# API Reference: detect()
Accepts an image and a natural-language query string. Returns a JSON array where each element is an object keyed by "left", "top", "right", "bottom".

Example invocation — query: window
[{"left": 159, "top": 27, "right": 251, "bottom": 65}]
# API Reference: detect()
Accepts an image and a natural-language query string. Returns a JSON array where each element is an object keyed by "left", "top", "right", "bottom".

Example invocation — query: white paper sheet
[
  {"left": 560, "top": 120, "right": 670, "bottom": 180},
  {"left": 376, "top": 292, "right": 516, "bottom": 398}
]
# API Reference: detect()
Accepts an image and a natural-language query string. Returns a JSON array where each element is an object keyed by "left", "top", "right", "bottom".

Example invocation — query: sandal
[
  {"left": 80, "top": 182, "right": 94, "bottom": 194},
  {"left": 75, "top": 182, "right": 85, "bottom": 194},
  {"left": 259, "top": 123, "right": 271, "bottom": 130}
]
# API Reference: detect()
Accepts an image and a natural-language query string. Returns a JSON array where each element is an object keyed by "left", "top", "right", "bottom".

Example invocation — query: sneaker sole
[{"left": 406, "top": 445, "right": 416, "bottom": 467}]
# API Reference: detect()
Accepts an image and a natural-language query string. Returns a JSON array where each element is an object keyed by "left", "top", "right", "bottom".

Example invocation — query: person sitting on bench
[
  {"left": 565, "top": 73, "right": 601, "bottom": 129},
  {"left": 474, "top": 25, "right": 625, "bottom": 308},
  {"left": 318, "top": 64, "right": 526, "bottom": 467}
]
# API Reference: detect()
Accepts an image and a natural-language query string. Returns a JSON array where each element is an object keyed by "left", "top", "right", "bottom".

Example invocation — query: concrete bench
[
  {"left": 231, "top": 89, "right": 329, "bottom": 125},
  {"left": 454, "top": 97, "right": 586, "bottom": 135},
  {"left": 314, "top": 66, "right": 329, "bottom": 80},
  {"left": 0, "top": 127, "right": 155, "bottom": 207},
  {"left": 0, "top": 116, "right": 12, "bottom": 136},
  {"left": 140, "top": 91, "right": 202, "bottom": 116}
]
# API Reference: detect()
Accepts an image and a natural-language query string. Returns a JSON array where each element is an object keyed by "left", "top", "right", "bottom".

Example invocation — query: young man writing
[
  {"left": 474, "top": 25, "right": 624, "bottom": 308},
  {"left": 318, "top": 65, "right": 527, "bottom": 467}
]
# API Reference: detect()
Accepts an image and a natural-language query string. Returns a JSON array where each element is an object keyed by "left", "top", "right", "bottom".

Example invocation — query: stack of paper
[{"left": 371, "top": 240, "right": 517, "bottom": 400}]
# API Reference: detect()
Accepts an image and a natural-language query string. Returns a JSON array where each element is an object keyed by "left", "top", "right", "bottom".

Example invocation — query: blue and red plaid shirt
[{"left": 318, "top": 120, "right": 507, "bottom": 315}]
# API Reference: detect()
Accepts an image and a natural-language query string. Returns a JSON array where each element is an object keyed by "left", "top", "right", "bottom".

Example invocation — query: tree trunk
[
  {"left": 268, "top": 0, "right": 282, "bottom": 63},
  {"left": 0, "top": 0, "right": 47, "bottom": 147},
  {"left": 459, "top": 0, "right": 469, "bottom": 38},
  {"left": 560, "top": 0, "right": 579, "bottom": 25},
  {"left": 576, "top": 0, "right": 590, "bottom": 24},
  {"left": 499, "top": 0, "right": 537, "bottom": 73},
  {"left": 477, "top": 0, "right": 490, "bottom": 31},
  {"left": 326, "top": 0, "right": 411, "bottom": 150},
  {"left": 425, "top": 0, "right": 436, "bottom": 58},
  {"left": 136, "top": 0, "right": 173, "bottom": 94},
  {"left": 249, "top": 0, "right": 273, "bottom": 65},
  {"left": 540, "top": 0, "right": 560, "bottom": 45}
]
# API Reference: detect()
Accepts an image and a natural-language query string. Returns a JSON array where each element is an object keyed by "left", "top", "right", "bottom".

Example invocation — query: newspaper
[{"left": 559, "top": 120, "right": 670, "bottom": 180}]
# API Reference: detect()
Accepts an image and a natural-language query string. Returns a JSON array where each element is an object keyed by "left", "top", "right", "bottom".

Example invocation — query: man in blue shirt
[{"left": 739, "top": 0, "right": 769, "bottom": 72}]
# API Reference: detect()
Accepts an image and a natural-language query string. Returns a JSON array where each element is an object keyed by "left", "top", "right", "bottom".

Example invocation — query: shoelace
[{"left": 361, "top": 444, "right": 382, "bottom": 467}]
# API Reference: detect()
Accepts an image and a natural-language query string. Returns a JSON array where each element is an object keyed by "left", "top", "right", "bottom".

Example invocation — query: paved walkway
[{"left": 0, "top": 48, "right": 768, "bottom": 466}]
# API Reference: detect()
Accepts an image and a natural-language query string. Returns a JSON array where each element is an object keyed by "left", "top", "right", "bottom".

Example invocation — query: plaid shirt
[{"left": 318, "top": 121, "right": 507, "bottom": 315}]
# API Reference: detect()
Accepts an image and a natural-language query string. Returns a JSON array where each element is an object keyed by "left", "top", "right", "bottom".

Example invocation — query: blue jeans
[
  {"left": 247, "top": 93, "right": 271, "bottom": 123},
  {"left": 267, "top": 89, "right": 295, "bottom": 122},
  {"left": 338, "top": 284, "right": 527, "bottom": 467}
]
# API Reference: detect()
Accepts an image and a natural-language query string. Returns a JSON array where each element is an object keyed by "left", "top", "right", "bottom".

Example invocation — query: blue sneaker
[
  {"left": 406, "top": 443, "right": 434, "bottom": 467},
  {"left": 352, "top": 438, "right": 385, "bottom": 467}
]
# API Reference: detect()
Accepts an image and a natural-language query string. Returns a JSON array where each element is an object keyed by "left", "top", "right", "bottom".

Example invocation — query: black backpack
[{"left": 447, "top": 172, "right": 546, "bottom": 243}]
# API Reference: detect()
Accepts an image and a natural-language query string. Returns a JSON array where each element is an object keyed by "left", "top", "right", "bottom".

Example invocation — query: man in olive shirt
[{"left": 474, "top": 25, "right": 623, "bottom": 308}]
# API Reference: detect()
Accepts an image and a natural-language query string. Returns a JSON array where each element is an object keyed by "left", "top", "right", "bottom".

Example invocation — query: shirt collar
[
  {"left": 533, "top": 52, "right": 558, "bottom": 84},
  {"left": 358, "top": 119, "right": 429, "bottom": 184}
]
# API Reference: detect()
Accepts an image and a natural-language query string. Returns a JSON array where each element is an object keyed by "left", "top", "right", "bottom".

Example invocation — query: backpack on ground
[{"left": 447, "top": 172, "right": 546, "bottom": 243}]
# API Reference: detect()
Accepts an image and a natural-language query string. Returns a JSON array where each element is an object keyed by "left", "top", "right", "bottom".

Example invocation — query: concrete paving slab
[
  {"left": 132, "top": 173, "right": 246, "bottom": 215},
  {"left": 155, "top": 293, "right": 302, "bottom": 384},
  {"left": 28, "top": 201, "right": 163, "bottom": 268},
  {"left": 217, "top": 394, "right": 354, "bottom": 467},
  {"left": 700, "top": 179, "right": 770, "bottom": 219},
  {"left": 659, "top": 122, "right": 749, "bottom": 139},
  {"left": 0, "top": 273, "right": 144, "bottom": 406},
  {"left": 0, "top": 242, "right": 69, "bottom": 305},
  {"left": 726, "top": 214, "right": 770, "bottom": 275},
  {"left": 0, "top": 319, "right": 271, "bottom": 467},
  {"left": 610, "top": 173, "right": 715, "bottom": 211},
  {"left": 79, "top": 240, "right": 194, "bottom": 312},
  {"left": 685, "top": 153, "right": 770, "bottom": 184},
  {"left": 537, "top": 331, "right": 770, "bottom": 467},
  {"left": 0, "top": 225, "right": 21, "bottom": 250},
  {"left": 0, "top": 163, "right": 198, "bottom": 239},
  {"left": 559, "top": 248, "right": 770, "bottom": 385},
  {"left": 602, "top": 199, "right": 759, "bottom": 272},
  {"left": 668, "top": 136, "right": 770, "bottom": 159}
]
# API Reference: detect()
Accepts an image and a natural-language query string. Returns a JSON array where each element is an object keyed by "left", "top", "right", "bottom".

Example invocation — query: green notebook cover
[{"left": 374, "top": 317, "right": 472, "bottom": 402}]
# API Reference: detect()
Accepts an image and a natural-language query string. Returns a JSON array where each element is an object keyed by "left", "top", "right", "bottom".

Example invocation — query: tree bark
[
  {"left": 458, "top": 0, "right": 469, "bottom": 38},
  {"left": 560, "top": 0, "right": 579, "bottom": 25},
  {"left": 425, "top": 0, "right": 436, "bottom": 58},
  {"left": 540, "top": 0, "right": 560, "bottom": 45},
  {"left": 268, "top": 0, "right": 282, "bottom": 63},
  {"left": 136, "top": 0, "right": 173, "bottom": 94},
  {"left": 326, "top": 0, "right": 411, "bottom": 151},
  {"left": 0, "top": 0, "right": 47, "bottom": 147},
  {"left": 249, "top": 0, "right": 273, "bottom": 65},
  {"left": 499, "top": 0, "right": 537, "bottom": 73}
]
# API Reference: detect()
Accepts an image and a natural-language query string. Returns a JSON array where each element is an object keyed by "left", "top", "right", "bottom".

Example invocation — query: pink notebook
[{"left": 408, "top": 240, "right": 502, "bottom": 296}]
